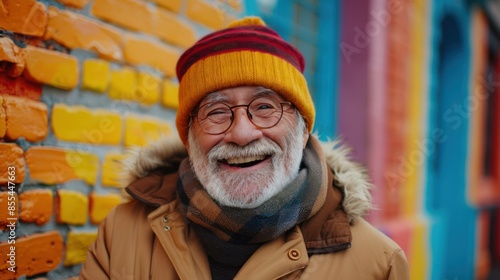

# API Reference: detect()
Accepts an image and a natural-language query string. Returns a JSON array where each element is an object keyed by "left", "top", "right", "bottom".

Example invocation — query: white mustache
[{"left": 208, "top": 139, "right": 281, "bottom": 162}]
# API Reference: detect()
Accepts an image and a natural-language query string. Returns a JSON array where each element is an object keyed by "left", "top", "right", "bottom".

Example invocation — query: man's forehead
[{"left": 202, "top": 86, "right": 284, "bottom": 103}]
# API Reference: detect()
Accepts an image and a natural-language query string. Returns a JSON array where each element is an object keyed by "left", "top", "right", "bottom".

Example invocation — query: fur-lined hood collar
[{"left": 123, "top": 135, "right": 372, "bottom": 222}]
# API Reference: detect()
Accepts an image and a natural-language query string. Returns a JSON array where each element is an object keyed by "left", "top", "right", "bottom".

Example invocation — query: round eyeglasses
[{"left": 190, "top": 97, "right": 293, "bottom": 135}]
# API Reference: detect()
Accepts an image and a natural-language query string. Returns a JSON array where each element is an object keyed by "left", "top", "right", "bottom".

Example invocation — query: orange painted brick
[
  {"left": 2, "top": 95, "right": 48, "bottom": 142},
  {"left": 25, "top": 147, "right": 77, "bottom": 185},
  {"left": 186, "top": 0, "right": 225, "bottom": 30},
  {"left": 23, "top": 46, "right": 79, "bottom": 90},
  {"left": 55, "top": 0, "right": 91, "bottom": 9},
  {"left": 0, "top": 192, "right": 18, "bottom": 231},
  {"left": 154, "top": 10, "right": 196, "bottom": 48},
  {"left": 51, "top": 104, "right": 122, "bottom": 145},
  {"left": 91, "top": 0, "right": 153, "bottom": 33},
  {"left": 123, "top": 36, "right": 179, "bottom": 77},
  {"left": 64, "top": 231, "right": 97, "bottom": 266},
  {"left": 152, "top": 0, "right": 182, "bottom": 13},
  {"left": 25, "top": 146, "right": 99, "bottom": 185},
  {"left": 0, "top": 37, "right": 25, "bottom": 77},
  {"left": 56, "top": 190, "right": 88, "bottom": 225},
  {"left": 0, "top": 96, "right": 5, "bottom": 138},
  {"left": 101, "top": 153, "right": 127, "bottom": 187},
  {"left": 0, "top": 231, "right": 63, "bottom": 278},
  {"left": 136, "top": 72, "right": 160, "bottom": 105},
  {"left": 0, "top": 73, "right": 42, "bottom": 101},
  {"left": 45, "top": 6, "right": 123, "bottom": 61},
  {"left": 161, "top": 79, "right": 179, "bottom": 109},
  {"left": 89, "top": 192, "right": 122, "bottom": 224},
  {"left": 0, "top": 143, "right": 25, "bottom": 185},
  {"left": 109, "top": 67, "right": 137, "bottom": 101},
  {"left": 19, "top": 189, "right": 53, "bottom": 225},
  {"left": 124, "top": 115, "right": 172, "bottom": 147},
  {"left": 0, "top": 0, "right": 48, "bottom": 37},
  {"left": 82, "top": 59, "right": 111, "bottom": 93}
]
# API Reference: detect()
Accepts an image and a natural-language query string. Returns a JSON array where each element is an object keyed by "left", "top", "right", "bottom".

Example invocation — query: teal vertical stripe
[
  {"left": 314, "top": 0, "right": 339, "bottom": 140},
  {"left": 426, "top": 1, "right": 478, "bottom": 279}
]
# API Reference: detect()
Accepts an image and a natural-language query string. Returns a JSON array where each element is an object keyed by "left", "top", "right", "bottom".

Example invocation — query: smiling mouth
[{"left": 222, "top": 155, "right": 268, "bottom": 168}]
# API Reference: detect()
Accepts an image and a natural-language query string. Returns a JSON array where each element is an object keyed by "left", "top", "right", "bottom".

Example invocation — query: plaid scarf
[{"left": 176, "top": 137, "right": 327, "bottom": 245}]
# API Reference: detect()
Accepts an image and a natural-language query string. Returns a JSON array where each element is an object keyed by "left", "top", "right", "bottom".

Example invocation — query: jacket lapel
[{"left": 148, "top": 202, "right": 212, "bottom": 280}]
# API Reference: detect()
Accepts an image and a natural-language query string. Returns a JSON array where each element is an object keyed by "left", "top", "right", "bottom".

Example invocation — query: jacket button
[
  {"left": 288, "top": 249, "right": 300, "bottom": 260},
  {"left": 162, "top": 215, "right": 169, "bottom": 223},
  {"left": 164, "top": 226, "right": 171, "bottom": 231}
]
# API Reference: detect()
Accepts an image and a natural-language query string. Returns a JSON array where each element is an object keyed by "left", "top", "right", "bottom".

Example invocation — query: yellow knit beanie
[{"left": 175, "top": 16, "right": 315, "bottom": 144}]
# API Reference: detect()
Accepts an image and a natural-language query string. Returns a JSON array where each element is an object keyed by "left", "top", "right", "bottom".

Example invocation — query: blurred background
[{"left": 0, "top": 0, "right": 499, "bottom": 279}]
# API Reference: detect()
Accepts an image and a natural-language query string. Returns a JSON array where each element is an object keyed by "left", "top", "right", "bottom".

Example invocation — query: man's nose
[{"left": 223, "top": 107, "right": 263, "bottom": 146}]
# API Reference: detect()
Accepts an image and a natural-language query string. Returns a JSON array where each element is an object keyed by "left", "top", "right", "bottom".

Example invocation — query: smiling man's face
[{"left": 187, "top": 86, "right": 309, "bottom": 208}]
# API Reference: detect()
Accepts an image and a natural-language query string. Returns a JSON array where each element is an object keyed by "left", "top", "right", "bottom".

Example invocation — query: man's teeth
[{"left": 226, "top": 155, "right": 265, "bottom": 164}]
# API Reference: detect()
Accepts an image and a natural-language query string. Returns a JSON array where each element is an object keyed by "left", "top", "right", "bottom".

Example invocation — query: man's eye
[
  {"left": 207, "top": 109, "right": 228, "bottom": 116},
  {"left": 255, "top": 103, "right": 275, "bottom": 110}
]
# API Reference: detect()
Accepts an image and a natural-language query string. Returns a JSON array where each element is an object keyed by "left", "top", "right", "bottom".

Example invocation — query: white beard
[{"left": 187, "top": 117, "right": 306, "bottom": 209}]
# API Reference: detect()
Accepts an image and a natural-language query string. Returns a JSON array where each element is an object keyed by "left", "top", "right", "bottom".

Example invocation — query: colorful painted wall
[
  {"left": 0, "top": 0, "right": 240, "bottom": 278},
  {"left": 333, "top": 0, "right": 500, "bottom": 279}
]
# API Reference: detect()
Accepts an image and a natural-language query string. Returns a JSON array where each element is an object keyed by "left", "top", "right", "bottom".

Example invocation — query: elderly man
[{"left": 81, "top": 17, "right": 409, "bottom": 279}]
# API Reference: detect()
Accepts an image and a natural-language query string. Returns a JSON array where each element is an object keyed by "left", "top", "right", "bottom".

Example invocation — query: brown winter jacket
[{"left": 80, "top": 136, "right": 409, "bottom": 279}]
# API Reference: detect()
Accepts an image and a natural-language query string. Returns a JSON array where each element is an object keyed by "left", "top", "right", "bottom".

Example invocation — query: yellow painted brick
[
  {"left": 45, "top": 6, "right": 123, "bottom": 61},
  {"left": 124, "top": 115, "right": 172, "bottom": 147},
  {"left": 0, "top": 96, "right": 5, "bottom": 138},
  {"left": 23, "top": 46, "right": 79, "bottom": 90},
  {"left": 55, "top": 0, "right": 91, "bottom": 9},
  {"left": 66, "top": 150, "right": 99, "bottom": 185},
  {"left": 19, "top": 189, "right": 53, "bottom": 225},
  {"left": 89, "top": 192, "right": 122, "bottom": 224},
  {"left": 52, "top": 104, "right": 122, "bottom": 145},
  {"left": 82, "top": 59, "right": 111, "bottom": 93},
  {"left": 154, "top": 10, "right": 196, "bottom": 48},
  {"left": 91, "top": 0, "right": 153, "bottom": 33},
  {"left": 152, "top": 0, "right": 182, "bottom": 13},
  {"left": 136, "top": 72, "right": 160, "bottom": 105},
  {"left": 161, "top": 79, "right": 179, "bottom": 109},
  {"left": 101, "top": 153, "right": 127, "bottom": 187},
  {"left": 57, "top": 190, "right": 88, "bottom": 225},
  {"left": 123, "top": 36, "right": 179, "bottom": 77},
  {"left": 158, "top": 123, "right": 171, "bottom": 136},
  {"left": 109, "top": 67, "right": 137, "bottom": 101},
  {"left": 186, "top": 0, "right": 225, "bottom": 30},
  {"left": 64, "top": 231, "right": 97, "bottom": 266}
]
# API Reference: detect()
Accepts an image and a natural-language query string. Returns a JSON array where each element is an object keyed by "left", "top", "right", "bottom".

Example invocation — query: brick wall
[{"left": 0, "top": 0, "right": 241, "bottom": 278}]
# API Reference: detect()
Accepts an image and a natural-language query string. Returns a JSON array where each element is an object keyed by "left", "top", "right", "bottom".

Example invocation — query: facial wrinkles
[{"left": 188, "top": 112, "right": 306, "bottom": 208}]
